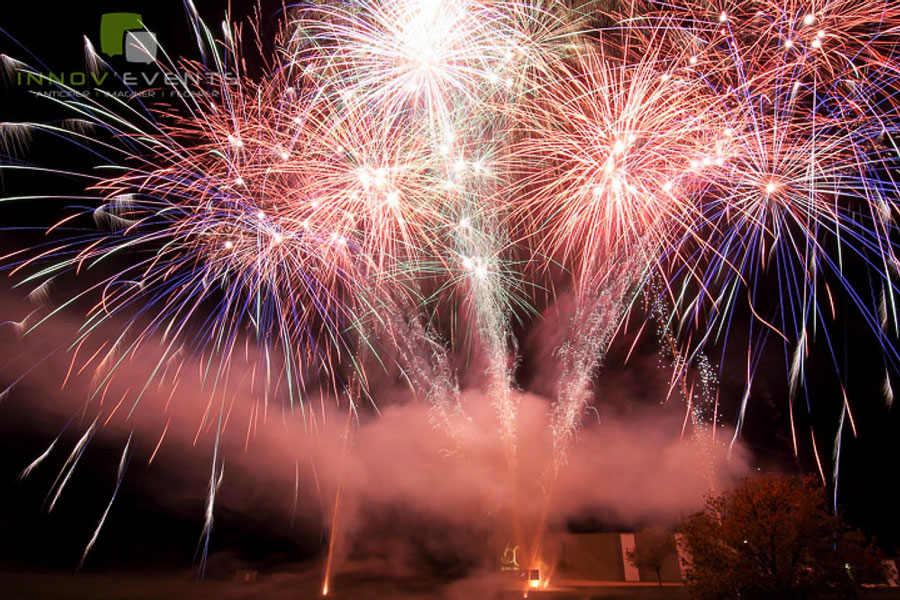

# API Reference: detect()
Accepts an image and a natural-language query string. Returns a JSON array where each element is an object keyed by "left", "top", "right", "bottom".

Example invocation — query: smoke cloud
[{"left": 0, "top": 286, "right": 751, "bottom": 584}]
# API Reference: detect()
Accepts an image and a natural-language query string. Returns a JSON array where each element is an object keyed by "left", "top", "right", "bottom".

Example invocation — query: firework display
[{"left": 2, "top": 0, "right": 900, "bottom": 590}]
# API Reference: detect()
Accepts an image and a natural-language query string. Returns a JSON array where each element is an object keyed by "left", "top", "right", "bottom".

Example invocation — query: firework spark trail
[
  {"left": 46, "top": 419, "right": 98, "bottom": 513},
  {"left": 686, "top": 353, "right": 720, "bottom": 494},
  {"left": 504, "top": 22, "right": 727, "bottom": 270},
  {"left": 199, "top": 410, "right": 225, "bottom": 579},
  {"left": 285, "top": 1, "right": 556, "bottom": 450},
  {"left": 383, "top": 307, "right": 467, "bottom": 442},
  {"left": 18, "top": 439, "right": 58, "bottom": 481},
  {"left": 288, "top": 0, "right": 573, "bottom": 136},
  {"left": 649, "top": 0, "right": 900, "bottom": 479},
  {"left": 289, "top": 0, "right": 536, "bottom": 469},
  {"left": 521, "top": 251, "right": 645, "bottom": 577},
  {"left": 1, "top": 66, "right": 368, "bottom": 422},
  {"left": 287, "top": 0, "right": 581, "bottom": 460},
  {"left": 2, "top": 12, "right": 463, "bottom": 428},
  {"left": 647, "top": 283, "right": 721, "bottom": 493},
  {"left": 550, "top": 257, "right": 645, "bottom": 475},
  {"left": 321, "top": 401, "right": 355, "bottom": 597},
  {"left": 452, "top": 205, "right": 523, "bottom": 468},
  {"left": 79, "top": 433, "right": 132, "bottom": 569},
  {"left": 506, "top": 21, "right": 722, "bottom": 472}
]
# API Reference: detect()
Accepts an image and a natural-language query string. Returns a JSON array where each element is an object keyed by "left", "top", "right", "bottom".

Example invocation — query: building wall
[
  {"left": 553, "top": 532, "right": 684, "bottom": 583},
  {"left": 555, "top": 533, "right": 625, "bottom": 581}
]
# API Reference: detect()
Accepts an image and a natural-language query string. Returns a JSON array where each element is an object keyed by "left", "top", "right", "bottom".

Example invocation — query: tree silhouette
[
  {"left": 626, "top": 526, "right": 676, "bottom": 588},
  {"left": 680, "top": 474, "right": 886, "bottom": 600}
]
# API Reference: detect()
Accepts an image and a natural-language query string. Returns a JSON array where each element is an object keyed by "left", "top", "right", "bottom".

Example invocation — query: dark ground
[
  {"left": 0, "top": 571, "right": 676, "bottom": 600},
  {"left": 1, "top": 572, "right": 900, "bottom": 600}
]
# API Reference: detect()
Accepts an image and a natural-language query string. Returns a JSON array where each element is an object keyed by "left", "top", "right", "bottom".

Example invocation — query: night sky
[{"left": 1, "top": 0, "right": 899, "bottom": 581}]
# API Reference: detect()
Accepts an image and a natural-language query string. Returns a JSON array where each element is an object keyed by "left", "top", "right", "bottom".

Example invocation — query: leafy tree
[
  {"left": 680, "top": 474, "right": 886, "bottom": 600},
  {"left": 626, "top": 526, "right": 676, "bottom": 588}
]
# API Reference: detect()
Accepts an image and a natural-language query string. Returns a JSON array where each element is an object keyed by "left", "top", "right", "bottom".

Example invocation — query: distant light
[
  {"left": 224, "top": 240, "right": 234, "bottom": 250},
  {"left": 765, "top": 181, "right": 779, "bottom": 195},
  {"left": 803, "top": 13, "right": 815, "bottom": 26}
]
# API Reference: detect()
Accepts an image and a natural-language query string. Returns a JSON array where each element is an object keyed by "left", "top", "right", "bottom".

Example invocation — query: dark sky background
[{"left": 1, "top": 0, "right": 899, "bottom": 581}]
